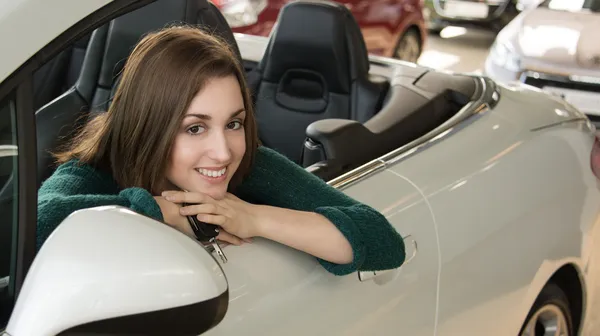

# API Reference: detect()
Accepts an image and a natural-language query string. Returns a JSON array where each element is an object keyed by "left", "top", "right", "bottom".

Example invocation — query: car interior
[
  {"left": 34, "top": 0, "right": 483, "bottom": 188},
  {"left": 32, "top": 34, "right": 92, "bottom": 111},
  {"left": 244, "top": 1, "right": 389, "bottom": 163},
  {"left": 35, "top": 0, "right": 240, "bottom": 186}
]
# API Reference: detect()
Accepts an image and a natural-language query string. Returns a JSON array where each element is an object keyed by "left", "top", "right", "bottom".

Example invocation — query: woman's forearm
[{"left": 253, "top": 204, "right": 354, "bottom": 265}]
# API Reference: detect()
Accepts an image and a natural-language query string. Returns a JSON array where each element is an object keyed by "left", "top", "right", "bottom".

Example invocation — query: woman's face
[{"left": 166, "top": 75, "right": 246, "bottom": 200}]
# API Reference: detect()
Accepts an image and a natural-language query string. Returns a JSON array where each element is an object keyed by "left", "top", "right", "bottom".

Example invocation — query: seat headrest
[
  {"left": 258, "top": 1, "right": 370, "bottom": 94},
  {"left": 96, "top": 0, "right": 241, "bottom": 90}
]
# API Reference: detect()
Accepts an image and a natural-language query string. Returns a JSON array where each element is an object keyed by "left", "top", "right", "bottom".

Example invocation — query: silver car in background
[{"left": 485, "top": 0, "right": 600, "bottom": 119}]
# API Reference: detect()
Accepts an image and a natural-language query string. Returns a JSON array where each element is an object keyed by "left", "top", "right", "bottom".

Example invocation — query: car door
[
  {"left": 0, "top": 94, "right": 18, "bottom": 334},
  {"left": 0, "top": 2, "right": 133, "bottom": 331},
  {"left": 204, "top": 164, "right": 440, "bottom": 336},
  {"left": 0, "top": 86, "right": 38, "bottom": 334}
]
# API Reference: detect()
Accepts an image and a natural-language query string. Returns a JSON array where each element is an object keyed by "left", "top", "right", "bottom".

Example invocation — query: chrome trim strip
[
  {"left": 569, "top": 75, "right": 600, "bottom": 86},
  {"left": 530, "top": 118, "right": 590, "bottom": 132},
  {"left": 328, "top": 76, "right": 498, "bottom": 189},
  {"left": 0, "top": 145, "right": 17, "bottom": 158},
  {"left": 384, "top": 103, "right": 487, "bottom": 165},
  {"left": 520, "top": 70, "right": 600, "bottom": 87},
  {"left": 328, "top": 160, "right": 386, "bottom": 190}
]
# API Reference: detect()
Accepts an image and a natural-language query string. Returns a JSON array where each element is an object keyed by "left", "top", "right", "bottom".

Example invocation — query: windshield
[{"left": 539, "top": 0, "right": 600, "bottom": 12}]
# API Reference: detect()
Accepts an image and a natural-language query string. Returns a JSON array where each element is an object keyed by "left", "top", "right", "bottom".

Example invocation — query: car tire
[
  {"left": 393, "top": 29, "right": 422, "bottom": 64},
  {"left": 518, "top": 283, "right": 574, "bottom": 336}
]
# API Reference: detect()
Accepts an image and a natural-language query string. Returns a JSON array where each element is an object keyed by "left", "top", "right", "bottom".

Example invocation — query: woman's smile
[
  {"left": 166, "top": 75, "right": 247, "bottom": 200},
  {"left": 195, "top": 166, "right": 228, "bottom": 184}
]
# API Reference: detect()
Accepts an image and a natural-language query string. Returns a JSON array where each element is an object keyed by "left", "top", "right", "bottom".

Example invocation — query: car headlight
[
  {"left": 489, "top": 40, "right": 522, "bottom": 72},
  {"left": 218, "top": 0, "right": 267, "bottom": 28}
]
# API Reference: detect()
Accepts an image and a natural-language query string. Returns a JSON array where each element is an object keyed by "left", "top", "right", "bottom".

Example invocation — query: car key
[{"left": 184, "top": 202, "right": 228, "bottom": 264}]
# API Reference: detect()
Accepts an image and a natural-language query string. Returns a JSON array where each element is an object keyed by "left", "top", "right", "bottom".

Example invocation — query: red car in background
[{"left": 212, "top": 0, "right": 427, "bottom": 63}]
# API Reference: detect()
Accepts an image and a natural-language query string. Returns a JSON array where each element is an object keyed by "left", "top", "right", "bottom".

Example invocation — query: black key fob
[{"left": 183, "top": 202, "right": 220, "bottom": 241}]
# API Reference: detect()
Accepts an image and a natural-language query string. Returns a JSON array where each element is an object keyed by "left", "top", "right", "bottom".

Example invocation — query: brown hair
[{"left": 54, "top": 25, "right": 258, "bottom": 193}]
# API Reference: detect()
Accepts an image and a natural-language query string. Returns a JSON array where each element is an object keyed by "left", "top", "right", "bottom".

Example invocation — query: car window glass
[{"left": 0, "top": 94, "right": 18, "bottom": 330}]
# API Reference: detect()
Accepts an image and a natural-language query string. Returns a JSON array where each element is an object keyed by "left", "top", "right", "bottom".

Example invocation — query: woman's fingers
[
  {"left": 179, "top": 203, "right": 220, "bottom": 216},
  {"left": 162, "top": 190, "right": 215, "bottom": 205},
  {"left": 159, "top": 191, "right": 250, "bottom": 246},
  {"left": 217, "top": 231, "right": 243, "bottom": 246},
  {"left": 196, "top": 213, "right": 227, "bottom": 226}
]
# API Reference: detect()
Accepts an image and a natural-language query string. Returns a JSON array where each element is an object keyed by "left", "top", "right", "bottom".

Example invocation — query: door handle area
[{"left": 358, "top": 235, "right": 418, "bottom": 283}]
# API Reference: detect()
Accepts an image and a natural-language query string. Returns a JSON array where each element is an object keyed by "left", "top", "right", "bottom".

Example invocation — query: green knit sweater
[{"left": 37, "top": 146, "right": 406, "bottom": 276}]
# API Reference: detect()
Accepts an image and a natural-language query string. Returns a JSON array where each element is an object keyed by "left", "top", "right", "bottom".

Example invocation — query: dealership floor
[{"left": 417, "top": 27, "right": 496, "bottom": 74}]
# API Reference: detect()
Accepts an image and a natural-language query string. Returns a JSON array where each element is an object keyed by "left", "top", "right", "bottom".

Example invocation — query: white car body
[{"left": 1, "top": 0, "right": 600, "bottom": 335}]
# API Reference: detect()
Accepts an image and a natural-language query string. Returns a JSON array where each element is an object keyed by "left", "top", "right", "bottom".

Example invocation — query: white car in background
[
  {"left": 3, "top": 0, "right": 600, "bottom": 335},
  {"left": 485, "top": 0, "right": 600, "bottom": 119}
]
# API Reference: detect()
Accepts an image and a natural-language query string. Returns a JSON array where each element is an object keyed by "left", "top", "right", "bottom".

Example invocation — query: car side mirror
[{"left": 5, "top": 206, "right": 228, "bottom": 336}]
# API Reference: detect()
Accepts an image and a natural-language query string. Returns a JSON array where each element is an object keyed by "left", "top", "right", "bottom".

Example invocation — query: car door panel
[
  {"left": 204, "top": 168, "right": 439, "bottom": 335},
  {"left": 385, "top": 97, "right": 600, "bottom": 335}
]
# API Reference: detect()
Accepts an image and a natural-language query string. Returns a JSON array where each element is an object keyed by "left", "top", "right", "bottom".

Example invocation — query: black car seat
[
  {"left": 32, "top": 33, "right": 92, "bottom": 110},
  {"left": 36, "top": 0, "right": 241, "bottom": 186},
  {"left": 248, "top": 1, "right": 389, "bottom": 164}
]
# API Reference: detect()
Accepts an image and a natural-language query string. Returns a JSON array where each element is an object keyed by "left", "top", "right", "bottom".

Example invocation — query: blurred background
[{"left": 213, "top": 0, "right": 600, "bottom": 122}]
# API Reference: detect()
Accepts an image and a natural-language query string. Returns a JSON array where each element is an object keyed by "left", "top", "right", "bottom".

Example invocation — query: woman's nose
[{"left": 208, "top": 131, "right": 232, "bottom": 163}]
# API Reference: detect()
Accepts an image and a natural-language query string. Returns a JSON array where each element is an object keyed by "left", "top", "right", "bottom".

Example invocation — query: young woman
[{"left": 37, "top": 26, "right": 406, "bottom": 276}]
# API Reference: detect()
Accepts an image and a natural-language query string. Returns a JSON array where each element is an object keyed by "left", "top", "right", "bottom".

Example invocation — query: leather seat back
[
  {"left": 36, "top": 0, "right": 241, "bottom": 185},
  {"left": 33, "top": 33, "right": 91, "bottom": 110},
  {"left": 251, "top": 1, "right": 388, "bottom": 163}
]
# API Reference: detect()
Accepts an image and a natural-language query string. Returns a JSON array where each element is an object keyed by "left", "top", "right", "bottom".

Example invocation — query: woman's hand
[
  {"left": 160, "top": 191, "right": 257, "bottom": 244},
  {"left": 153, "top": 196, "right": 195, "bottom": 237},
  {"left": 160, "top": 191, "right": 353, "bottom": 265}
]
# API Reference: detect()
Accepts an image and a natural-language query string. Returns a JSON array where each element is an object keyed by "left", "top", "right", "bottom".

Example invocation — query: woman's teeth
[{"left": 196, "top": 167, "right": 227, "bottom": 178}]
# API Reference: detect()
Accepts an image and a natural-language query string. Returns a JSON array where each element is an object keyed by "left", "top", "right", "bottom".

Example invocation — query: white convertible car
[{"left": 1, "top": 0, "right": 600, "bottom": 335}]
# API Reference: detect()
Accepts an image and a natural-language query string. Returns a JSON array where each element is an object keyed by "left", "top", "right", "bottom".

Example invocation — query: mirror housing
[{"left": 6, "top": 206, "right": 228, "bottom": 336}]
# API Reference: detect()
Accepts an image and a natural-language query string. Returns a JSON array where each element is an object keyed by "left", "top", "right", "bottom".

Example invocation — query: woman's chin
[
  {"left": 189, "top": 185, "right": 228, "bottom": 200},
  {"left": 206, "top": 189, "right": 227, "bottom": 200}
]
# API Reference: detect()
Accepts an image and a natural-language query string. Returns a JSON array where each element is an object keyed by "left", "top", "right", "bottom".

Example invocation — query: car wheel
[
  {"left": 519, "top": 283, "right": 574, "bottom": 336},
  {"left": 393, "top": 29, "right": 422, "bottom": 63}
]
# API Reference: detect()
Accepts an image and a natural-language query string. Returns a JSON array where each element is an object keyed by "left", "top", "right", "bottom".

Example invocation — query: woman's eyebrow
[{"left": 185, "top": 108, "right": 245, "bottom": 120}]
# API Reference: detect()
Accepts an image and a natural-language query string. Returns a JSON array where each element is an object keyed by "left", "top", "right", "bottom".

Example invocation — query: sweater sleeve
[
  {"left": 235, "top": 146, "right": 406, "bottom": 276},
  {"left": 37, "top": 161, "right": 163, "bottom": 250}
]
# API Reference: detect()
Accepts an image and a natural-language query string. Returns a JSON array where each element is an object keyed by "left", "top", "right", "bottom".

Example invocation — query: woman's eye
[
  {"left": 187, "top": 125, "right": 205, "bottom": 135},
  {"left": 227, "top": 121, "right": 243, "bottom": 130}
]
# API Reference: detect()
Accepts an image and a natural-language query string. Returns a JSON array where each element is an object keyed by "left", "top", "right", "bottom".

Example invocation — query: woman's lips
[{"left": 195, "top": 167, "right": 227, "bottom": 184}]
